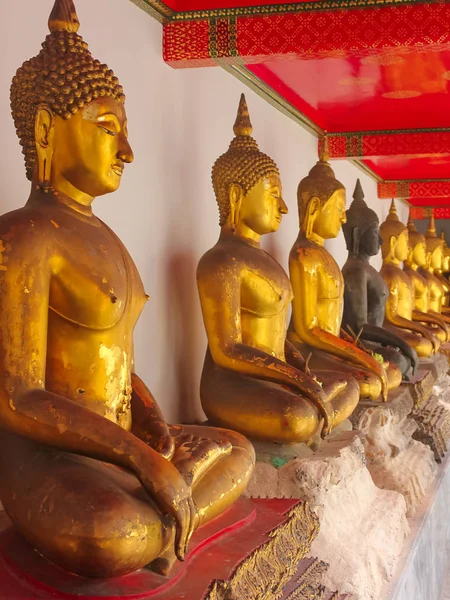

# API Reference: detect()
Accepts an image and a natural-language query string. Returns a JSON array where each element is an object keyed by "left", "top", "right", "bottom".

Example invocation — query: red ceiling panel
[
  {"left": 247, "top": 50, "right": 450, "bottom": 133},
  {"left": 364, "top": 156, "right": 450, "bottom": 181}
]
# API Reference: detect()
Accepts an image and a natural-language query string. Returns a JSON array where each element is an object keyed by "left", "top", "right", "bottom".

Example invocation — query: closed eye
[{"left": 98, "top": 126, "right": 117, "bottom": 136}]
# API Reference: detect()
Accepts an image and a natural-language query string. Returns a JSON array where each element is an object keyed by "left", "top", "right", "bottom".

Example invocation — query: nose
[
  {"left": 379, "top": 234, "right": 383, "bottom": 246},
  {"left": 279, "top": 197, "right": 288, "bottom": 215},
  {"left": 117, "top": 136, "right": 134, "bottom": 164},
  {"left": 341, "top": 211, "right": 347, "bottom": 224}
]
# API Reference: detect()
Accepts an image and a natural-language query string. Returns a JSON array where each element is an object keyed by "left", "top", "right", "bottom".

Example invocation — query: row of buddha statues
[{"left": 0, "top": 0, "right": 449, "bottom": 585}]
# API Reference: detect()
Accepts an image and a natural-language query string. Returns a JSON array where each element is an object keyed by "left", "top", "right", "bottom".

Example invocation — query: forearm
[
  {"left": 412, "top": 311, "right": 447, "bottom": 335},
  {"left": 214, "top": 342, "right": 324, "bottom": 399},
  {"left": 130, "top": 373, "right": 174, "bottom": 459},
  {"left": 386, "top": 313, "right": 434, "bottom": 340},
  {"left": 284, "top": 339, "right": 307, "bottom": 371},
  {"left": 0, "top": 386, "right": 152, "bottom": 473},
  {"left": 131, "top": 372, "right": 168, "bottom": 428},
  {"left": 360, "top": 324, "right": 415, "bottom": 359},
  {"left": 296, "top": 324, "right": 383, "bottom": 375}
]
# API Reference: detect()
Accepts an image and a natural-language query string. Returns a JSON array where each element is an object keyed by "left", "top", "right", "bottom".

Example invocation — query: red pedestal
[{"left": 0, "top": 498, "right": 301, "bottom": 599}]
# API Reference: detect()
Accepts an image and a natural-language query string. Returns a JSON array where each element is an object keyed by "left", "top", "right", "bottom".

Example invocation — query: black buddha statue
[{"left": 342, "top": 180, "right": 418, "bottom": 378}]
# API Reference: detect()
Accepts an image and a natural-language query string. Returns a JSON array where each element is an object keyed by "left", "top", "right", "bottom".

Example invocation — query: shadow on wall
[{"left": 165, "top": 249, "right": 205, "bottom": 424}]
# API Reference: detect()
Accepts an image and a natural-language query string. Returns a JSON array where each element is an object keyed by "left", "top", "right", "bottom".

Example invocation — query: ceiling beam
[
  {"left": 378, "top": 180, "right": 450, "bottom": 199},
  {"left": 163, "top": 3, "right": 450, "bottom": 68},
  {"left": 323, "top": 131, "right": 450, "bottom": 160}
]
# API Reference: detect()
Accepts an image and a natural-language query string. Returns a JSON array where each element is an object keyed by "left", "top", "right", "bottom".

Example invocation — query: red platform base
[{"left": 0, "top": 498, "right": 309, "bottom": 599}]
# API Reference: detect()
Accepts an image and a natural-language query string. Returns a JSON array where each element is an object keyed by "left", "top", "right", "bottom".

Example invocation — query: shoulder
[
  {"left": 0, "top": 205, "right": 54, "bottom": 244},
  {"left": 197, "top": 243, "right": 241, "bottom": 280}
]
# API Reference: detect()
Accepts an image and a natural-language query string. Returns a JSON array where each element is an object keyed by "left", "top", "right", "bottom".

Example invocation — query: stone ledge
[{"left": 244, "top": 432, "right": 409, "bottom": 600}]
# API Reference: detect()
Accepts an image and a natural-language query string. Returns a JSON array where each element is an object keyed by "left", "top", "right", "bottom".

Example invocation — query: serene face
[
  {"left": 51, "top": 97, "right": 134, "bottom": 202},
  {"left": 314, "top": 188, "right": 346, "bottom": 239},
  {"left": 395, "top": 229, "right": 409, "bottom": 262},
  {"left": 430, "top": 245, "right": 444, "bottom": 270},
  {"left": 412, "top": 240, "right": 427, "bottom": 267},
  {"left": 239, "top": 174, "right": 287, "bottom": 235},
  {"left": 444, "top": 254, "right": 450, "bottom": 271},
  {"left": 360, "top": 222, "right": 382, "bottom": 256}
]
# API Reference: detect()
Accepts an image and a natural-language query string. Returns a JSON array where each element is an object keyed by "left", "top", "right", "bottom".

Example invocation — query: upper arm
[
  {"left": 288, "top": 249, "right": 318, "bottom": 334},
  {"left": 197, "top": 252, "right": 242, "bottom": 364},
  {"left": 0, "top": 222, "right": 51, "bottom": 400}
]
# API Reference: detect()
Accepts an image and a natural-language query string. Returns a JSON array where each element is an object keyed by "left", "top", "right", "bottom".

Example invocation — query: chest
[
  {"left": 318, "top": 252, "right": 343, "bottom": 298},
  {"left": 241, "top": 253, "right": 293, "bottom": 317},
  {"left": 367, "top": 267, "right": 388, "bottom": 302},
  {"left": 49, "top": 222, "right": 146, "bottom": 330}
]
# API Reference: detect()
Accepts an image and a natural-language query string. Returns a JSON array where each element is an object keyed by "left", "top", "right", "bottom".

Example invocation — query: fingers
[
  {"left": 160, "top": 435, "right": 175, "bottom": 461},
  {"left": 184, "top": 498, "right": 197, "bottom": 557},
  {"left": 173, "top": 499, "right": 191, "bottom": 561},
  {"left": 315, "top": 394, "right": 333, "bottom": 438}
]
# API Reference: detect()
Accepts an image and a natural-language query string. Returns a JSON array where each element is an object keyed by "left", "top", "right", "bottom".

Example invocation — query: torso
[
  {"left": 381, "top": 263, "right": 414, "bottom": 319},
  {"left": 290, "top": 242, "right": 343, "bottom": 336},
  {"left": 2, "top": 198, "right": 147, "bottom": 428},
  {"left": 418, "top": 268, "right": 444, "bottom": 313},
  {"left": 342, "top": 258, "right": 387, "bottom": 329},
  {"left": 404, "top": 266, "right": 429, "bottom": 312},
  {"left": 199, "top": 239, "right": 292, "bottom": 360}
]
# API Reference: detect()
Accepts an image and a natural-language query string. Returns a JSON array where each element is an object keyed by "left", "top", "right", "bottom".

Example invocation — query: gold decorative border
[
  {"left": 129, "top": 0, "right": 174, "bottom": 24},
  {"left": 328, "top": 127, "right": 450, "bottom": 136},
  {"left": 204, "top": 501, "right": 321, "bottom": 600},
  {"left": 131, "top": 0, "right": 432, "bottom": 22}
]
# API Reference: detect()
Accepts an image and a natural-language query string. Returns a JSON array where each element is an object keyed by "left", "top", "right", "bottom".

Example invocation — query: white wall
[{"left": 0, "top": 0, "right": 409, "bottom": 423}]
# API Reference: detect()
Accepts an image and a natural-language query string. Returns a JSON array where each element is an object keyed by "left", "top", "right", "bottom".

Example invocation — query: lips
[{"left": 112, "top": 164, "right": 124, "bottom": 176}]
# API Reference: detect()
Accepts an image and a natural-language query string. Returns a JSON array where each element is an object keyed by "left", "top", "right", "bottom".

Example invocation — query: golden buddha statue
[
  {"left": 197, "top": 95, "right": 359, "bottom": 444},
  {"left": 0, "top": 0, "right": 254, "bottom": 579},
  {"left": 418, "top": 215, "right": 450, "bottom": 322},
  {"left": 440, "top": 231, "right": 450, "bottom": 280},
  {"left": 403, "top": 213, "right": 448, "bottom": 342},
  {"left": 288, "top": 144, "right": 394, "bottom": 402},
  {"left": 342, "top": 180, "right": 418, "bottom": 378},
  {"left": 434, "top": 231, "right": 450, "bottom": 313},
  {"left": 434, "top": 230, "right": 450, "bottom": 309},
  {"left": 380, "top": 201, "right": 437, "bottom": 357}
]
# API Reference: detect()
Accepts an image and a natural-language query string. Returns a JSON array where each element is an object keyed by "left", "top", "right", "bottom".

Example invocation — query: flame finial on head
[
  {"left": 352, "top": 178, "right": 364, "bottom": 204},
  {"left": 233, "top": 94, "right": 253, "bottom": 137},
  {"left": 427, "top": 213, "right": 437, "bottom": 238},
  {"left": 319, "top": 133, "right": 329, "bottom": 163},
  {"left": 387, "top": 199, "right": 399, "bottom": 221},
  {"left": 407, "top": 209, "right": 417, "bottom": 232},
  {"left": 425, "top": 212, "right": 442, "bottom": 252},
  {"left": 49, "top": 0, "right": 80, "bottom": 33}
]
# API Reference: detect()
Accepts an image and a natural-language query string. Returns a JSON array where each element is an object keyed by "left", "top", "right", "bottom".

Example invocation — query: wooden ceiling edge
[
  {"left": 129, "top": 0, "right": 434, "bottom": 22},
  {"left": 129, "top": 0, "right": 174, "bottom": 22}
]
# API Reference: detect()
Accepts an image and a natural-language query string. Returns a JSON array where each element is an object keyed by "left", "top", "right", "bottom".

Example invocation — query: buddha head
[
  {"left": 406, "top": 212, "right": 427, "bottom": 268},
  {"left": 342, "top": 179, "right": 381, "bottom": 256},
  {"left": 297, "top": 137, "right": 346, "bottom": 241},
  {"left": 379, "top": 200, "right": 409, "bottom": 262},
  {"left": 425, "top": 214, "right": 444, "bottom": 271},
  {"left": 10, "top": 0, "right": 133, "bottom": 205},
  {"left": 212, "top": 94, "right": 286, "bottom": 237}
]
